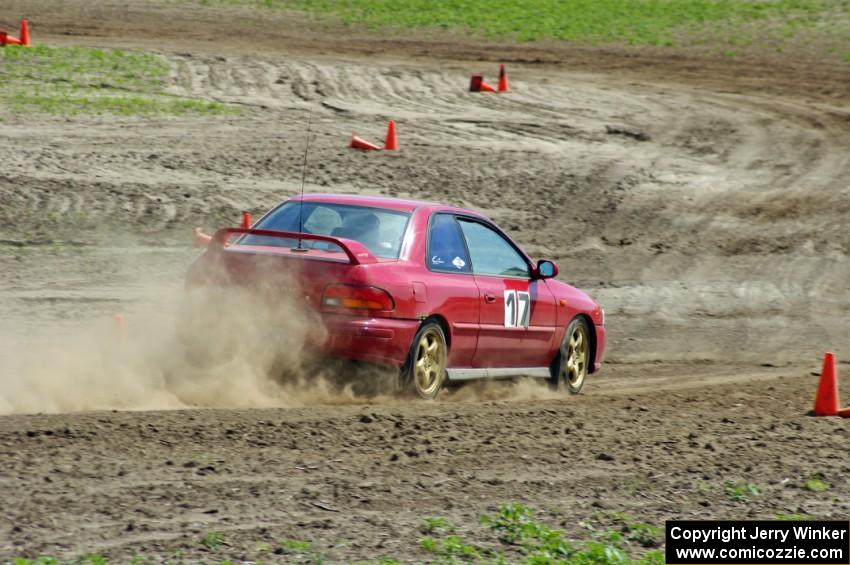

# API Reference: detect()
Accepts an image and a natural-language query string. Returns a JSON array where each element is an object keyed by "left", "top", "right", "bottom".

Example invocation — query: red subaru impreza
[{"left": 187, "top": 194, "right": 605, "bottom": 399}]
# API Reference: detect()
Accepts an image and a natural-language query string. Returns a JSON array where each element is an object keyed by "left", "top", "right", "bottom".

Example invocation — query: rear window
[{"left": 241, "top": 202, "right": 410, "bottom": 259}]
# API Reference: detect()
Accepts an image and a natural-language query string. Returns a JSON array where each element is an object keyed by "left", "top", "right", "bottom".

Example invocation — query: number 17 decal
[{"left": 504, "top": 290, "right": 531, "bottom": 328}]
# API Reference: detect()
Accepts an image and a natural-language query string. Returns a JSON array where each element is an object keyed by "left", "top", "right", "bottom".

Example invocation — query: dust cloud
[
  {"left": 0, "top": 284, "right": 326, "bottom": 415},
  {"left": 444, "top": 378, "right": 563, "bottom": 402},
  {"left": 0, "top": 254, "right": 560, "bottom": 415},
  {"left": 0, "top": 251, "right": 375, "bottom": 415}
]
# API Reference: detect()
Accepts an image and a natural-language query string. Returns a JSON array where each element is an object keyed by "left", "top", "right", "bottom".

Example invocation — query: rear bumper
[
  {"left": 318, "top": 315, "right": 420, "bottom": 368},
  {"left": 593, "top": 324, "right": 607, "bottom": 372}
]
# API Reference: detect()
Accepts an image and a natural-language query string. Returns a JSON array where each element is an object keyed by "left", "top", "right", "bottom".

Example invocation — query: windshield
[{"left": 241, "top": 202, "right": 410, "bottom": 259}]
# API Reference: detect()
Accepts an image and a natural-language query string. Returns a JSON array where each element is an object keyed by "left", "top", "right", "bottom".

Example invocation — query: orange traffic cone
[
  {"left": 498, "top": 64, "right": 509, "bottom": 93},
  {"left": 19, "top": 18, "right": 29, "bottom": 46},
  {"left": 839, "top": 407, "right": 850, "bottom": 418},
  {"left": 384, "top": 120, "right": 398, "bottom": 151},
  {"left": 241, "top": 211, "right": 251, "bottom": 228},
  {"left": 469, "top": 74, "right": 496, "bottom": 93},
  {"left": 114, "top": 313, "right": 127, "bottom": 339},
  {"left": 2, "top": 32, "right": 22, "bottom": 46},
  {"left": 470, "top": 74, "right": 483, "bottom": 92},
  {"left": 194, "top": 227, "right": 212, "bottom": 248},
  {"left": 350, "top": 134, "right": 380, "bottom": 151},
  {"left": 813, "top": 352, "right": 840, "bottom": 416}
]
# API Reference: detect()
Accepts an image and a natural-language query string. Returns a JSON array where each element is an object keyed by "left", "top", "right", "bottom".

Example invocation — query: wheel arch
[
  {"left": 420, "top": 314, "right": 451, "bottom": 350},
  {"left": 576, "top": 313, "right": 597, "bottom": 374},
  {"left": 549, "top": 313, "right": 597, "bottom": 375},
  {"left": 402, "top": 314, "right": 450, "bottom": 400}
]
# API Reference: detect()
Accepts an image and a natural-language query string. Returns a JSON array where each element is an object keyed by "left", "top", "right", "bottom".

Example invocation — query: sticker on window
[
  {"left": 503, "top": 290, "right": 531, "bottom": 328},
  {"left": 431, "top": 255, "right": 445, "bottom": 265},
  {"left": 452, "top": 256, "right": 466, "bottom": 269}
]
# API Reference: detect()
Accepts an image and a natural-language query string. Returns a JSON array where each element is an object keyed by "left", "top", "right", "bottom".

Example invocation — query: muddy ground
[{"left": 1, "top": 0, "right": 850, "bottom": 562}]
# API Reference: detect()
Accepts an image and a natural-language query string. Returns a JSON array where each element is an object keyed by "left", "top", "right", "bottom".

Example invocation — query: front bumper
[
  {"left": 319, "top": 315, "right": 420, "bottom": 368},
  {"left": 593, "top": 324, "right": 607, "bottom": 372}
]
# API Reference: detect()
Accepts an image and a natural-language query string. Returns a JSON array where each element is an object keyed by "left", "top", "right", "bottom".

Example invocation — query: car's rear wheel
[
  {"left": 550, "top": 317, "right": 590, "bottom": 394},
  {"left": 401, "top": 321, "right": 448, "bottom": 400}
]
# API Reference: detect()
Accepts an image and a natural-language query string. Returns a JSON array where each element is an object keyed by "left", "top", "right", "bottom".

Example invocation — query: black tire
[
  {"left": 549, "top": 317, "right": 591, "bottom": 394},
  {"left": 400, "top": 321, "right": 448, "bottom": 400}
]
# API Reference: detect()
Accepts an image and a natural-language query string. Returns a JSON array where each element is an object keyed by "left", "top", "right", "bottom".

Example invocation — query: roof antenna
[{"left": 294, "top": 108, "right": 313, "bottom": 252}]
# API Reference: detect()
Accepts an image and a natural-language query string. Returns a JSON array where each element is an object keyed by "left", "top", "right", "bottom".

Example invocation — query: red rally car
[{"left": 188, "top": 194, "right": 606, "bottom": 399}]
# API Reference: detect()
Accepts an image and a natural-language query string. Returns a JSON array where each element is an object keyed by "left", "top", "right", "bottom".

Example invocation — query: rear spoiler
[{"left": 206, "top": 227, "right": 378, "bottom": 265}]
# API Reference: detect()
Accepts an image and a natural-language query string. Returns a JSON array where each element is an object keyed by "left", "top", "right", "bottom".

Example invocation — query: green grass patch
[
  {"left": 204, "top": 0, "right": 849, "bottom": 48},
  {"left": 12, "top": 503, "right": 665, "bottom": 564},
  {"left": 804, "top": 477, "right": 830, "bottom": 492},
  {"left": 502, "top": 502, "right": 660, "bottom": 563},
  {"left": 200, "top": 531, "right": 228, "bottom": 550},
  {"left": 0, "top": 45, "right": 232, "bottom": 116},
  {"left": 724, "top": 480, "right": 761, "bottom": 501},
  {"left": 280, "top": 539, "right": 313, "bottom": 551},
  {"left": 420, "top": 516, "right": 455, "bottom": 535},
  {"left": 13, "top": 559, "right": 106, "bottom": 565},
  {"left": 435, "top": 502, "right": 664, "bottom": 564},
  {"left": 776, "top": 513, "right": 814, "bottom": 521},
  {"left": 277, "top": 538, "right": 326, "bottom": 563}
]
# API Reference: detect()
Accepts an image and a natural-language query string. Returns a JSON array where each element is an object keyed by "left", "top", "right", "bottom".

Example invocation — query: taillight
[{"left": 322, "top": 284, "right": 395, "bottom": 312}]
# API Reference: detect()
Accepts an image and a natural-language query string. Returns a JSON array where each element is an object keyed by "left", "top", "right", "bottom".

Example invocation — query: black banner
[{"left": 666, "top": 521, "right": 850, "bottom": 564}]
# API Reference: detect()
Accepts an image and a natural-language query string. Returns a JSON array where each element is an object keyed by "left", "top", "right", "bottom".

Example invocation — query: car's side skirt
[{"left": 446, "top": 367, "right": 551, "bottom": 381}]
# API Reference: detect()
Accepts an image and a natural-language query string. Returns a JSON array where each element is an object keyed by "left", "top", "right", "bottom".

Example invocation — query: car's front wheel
[
  {"left": 550, "top": 317, "right": 591, "bottom": 394},
  {"left": 401, "top": 321, "right": 448, "bottom": 400}
]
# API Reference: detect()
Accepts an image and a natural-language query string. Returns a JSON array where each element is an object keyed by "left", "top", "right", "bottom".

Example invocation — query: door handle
[{"left": 484, "top": 292, "right": 497, "bottom": 303}]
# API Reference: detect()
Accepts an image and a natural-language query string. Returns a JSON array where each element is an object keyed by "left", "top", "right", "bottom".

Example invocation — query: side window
[
  {"left": 458, "top": 220, "right": 530, "bottom": 278},
  {"left": 428, "top": 214, "right": 471, "bottom": 273}
]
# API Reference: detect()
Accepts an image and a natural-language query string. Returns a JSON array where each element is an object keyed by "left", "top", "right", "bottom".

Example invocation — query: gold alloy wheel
[
  {"left": 414, "top": 327, "right": 446, "bottom": 397},
  {"left": 561, "top": 323, "right": 589, "bottom": 389}
]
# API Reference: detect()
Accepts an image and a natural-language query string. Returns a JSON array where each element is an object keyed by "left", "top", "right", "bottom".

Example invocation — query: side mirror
[{"left": 536, "top": 259, "right": 558, "bottom": 279}]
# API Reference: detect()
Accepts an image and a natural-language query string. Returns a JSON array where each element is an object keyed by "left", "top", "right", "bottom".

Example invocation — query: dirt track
[
  {"left": 1, "top": 0, "right": 850, "bottom": 561},
  {"left": 4, "top": 374, "right": 850, "bottom": 563}
]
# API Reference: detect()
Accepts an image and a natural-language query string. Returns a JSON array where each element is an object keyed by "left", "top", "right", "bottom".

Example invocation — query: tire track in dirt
[
  {"left": 1, "top": 50, "right": 848, "bottom": 367},
  {"left": 2, "top": 1, "right": 850, "bottom": 560},
  {"left": 3, "top": 373, "right": 848, "bottom": 562},
  {"left": 4, "top": 52, "right": 846, "bottom": 249}
]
